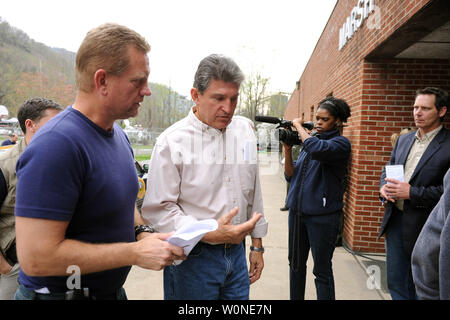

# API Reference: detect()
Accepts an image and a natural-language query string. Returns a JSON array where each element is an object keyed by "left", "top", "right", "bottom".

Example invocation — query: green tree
[
  {"left": 266, "top": 93, "right": 289, "bottom": 118},
  {"left": 0, "top": 19, "right": 76, "bottom": 115},
  {"left": 238, "top": 73, "right": 269, "bottom": 121},
  {"left": 133, "top": 83, "right": 192, "bottom": 130}
]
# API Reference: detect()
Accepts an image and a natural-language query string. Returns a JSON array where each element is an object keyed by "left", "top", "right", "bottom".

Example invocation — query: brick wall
[{"left": 285, "top": 0, "right": 450, "bottom": 253}]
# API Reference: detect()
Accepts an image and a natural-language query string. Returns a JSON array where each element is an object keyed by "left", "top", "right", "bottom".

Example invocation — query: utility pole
[{"left": 39, "top": 58, "right": 43, "bottom": 95}]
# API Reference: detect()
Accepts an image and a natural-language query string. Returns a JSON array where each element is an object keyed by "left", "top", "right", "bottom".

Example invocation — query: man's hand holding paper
[
  {"left": 381, "top": 165, "right": 410, "bottom": 203},
  {"left": 384, "top": 178, "right": 411, "bottom": 200},
  {"left": 166, "top": 219, "right": 218, "bottom": 265}
]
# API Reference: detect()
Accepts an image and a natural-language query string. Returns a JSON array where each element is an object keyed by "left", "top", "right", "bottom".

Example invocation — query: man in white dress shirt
[{"left": 141, "top": 54, "right": 268, "bottom": 300}]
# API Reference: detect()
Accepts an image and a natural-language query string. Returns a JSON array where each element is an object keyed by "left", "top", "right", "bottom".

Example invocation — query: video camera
[{"left": 255, "top": 115, "right": 314, "bottom": 146}]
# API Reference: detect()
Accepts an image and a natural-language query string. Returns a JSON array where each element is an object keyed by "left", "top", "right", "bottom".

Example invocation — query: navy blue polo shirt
[{"left": 15, "top": 106, "right": 138, "bottom": 294}]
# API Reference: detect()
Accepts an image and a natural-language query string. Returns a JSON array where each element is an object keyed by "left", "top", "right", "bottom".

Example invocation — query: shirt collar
[
  {"left": 315, "top": 129, "right": 340, "bottom": 140},
  {"left": 415, "top": 125, "right": 442, "bottom": 142},
  {"left": 188, "top": 107, "right": 228, "bottom": 135}
]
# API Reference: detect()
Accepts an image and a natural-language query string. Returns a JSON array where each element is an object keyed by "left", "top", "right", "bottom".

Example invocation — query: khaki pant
[{"left": 0, "top": 263, "right": 20, "bottom": 300}]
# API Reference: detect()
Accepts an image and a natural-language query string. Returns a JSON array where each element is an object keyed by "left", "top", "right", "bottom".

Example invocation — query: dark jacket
[
  {"left": 412, "top": 168, "right": 450, "bottom": 300},
  {"left": 379, "top": 127, "right": 450, "bottom": 255},
  {"left": 286, "top": 129, "right": 351, "bottom": 215}
]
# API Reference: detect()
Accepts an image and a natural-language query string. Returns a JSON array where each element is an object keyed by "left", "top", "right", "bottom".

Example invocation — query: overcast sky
[{"left": 1, "top": 0, "right": 337, "bottom": 98}]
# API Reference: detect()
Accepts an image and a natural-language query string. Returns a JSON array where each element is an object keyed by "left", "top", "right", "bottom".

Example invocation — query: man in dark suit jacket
[{"left": 379, "top": 87, "right": 450, "bottom": 300}]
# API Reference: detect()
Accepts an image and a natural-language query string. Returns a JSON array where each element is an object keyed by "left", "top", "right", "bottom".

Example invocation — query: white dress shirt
[{"left": 141, "top": 108, "right": 268, "bottom": 239}]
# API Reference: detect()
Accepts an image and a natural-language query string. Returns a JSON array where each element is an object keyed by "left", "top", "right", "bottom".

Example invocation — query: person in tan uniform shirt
[{"left": 0, "top": 97, "right": 62, "bottom": 300}]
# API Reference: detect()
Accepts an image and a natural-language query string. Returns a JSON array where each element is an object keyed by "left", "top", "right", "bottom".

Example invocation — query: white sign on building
[{"left": 339, "top": 0, "right": 375, "bottom": 51}]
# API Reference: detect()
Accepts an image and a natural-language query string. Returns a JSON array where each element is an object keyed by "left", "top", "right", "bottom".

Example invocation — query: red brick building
[{"left": 284, "top": 0, "right": 450, "bottom": 253}]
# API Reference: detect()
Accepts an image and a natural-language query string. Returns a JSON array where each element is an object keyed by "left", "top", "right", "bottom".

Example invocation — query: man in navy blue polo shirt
[{"left": 13, "top": 23, "right": 184, "bottom": 300}]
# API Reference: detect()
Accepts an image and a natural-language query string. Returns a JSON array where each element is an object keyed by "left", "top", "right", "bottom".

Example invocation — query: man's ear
[
  {"left": 94, "top": 69, "right": 108, "bottom": 95},
  {"left": 438, "top": 105, "right": 447, "bottom": 119},
  {"left": 24, "top": 119, "right": 35, "bottom": 134},
  {"left": 191, "top": 88, "right": 199, "bottom": 104}
]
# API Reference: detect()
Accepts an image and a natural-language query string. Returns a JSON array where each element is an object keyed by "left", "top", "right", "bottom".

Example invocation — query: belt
[
  {"left": 18, "top": 285, "right": 124, "bottom": 300},
  {"left": 66, "top": 287, "right": 124, "bottom": 300},
  {"left": 200, "top": 242, "right": 234, "bottom": 249}
]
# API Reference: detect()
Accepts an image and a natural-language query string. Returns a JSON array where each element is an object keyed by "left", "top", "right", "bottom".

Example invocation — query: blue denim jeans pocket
[{"left": 164, "top": 242, "right": 249, "bottom": 300}]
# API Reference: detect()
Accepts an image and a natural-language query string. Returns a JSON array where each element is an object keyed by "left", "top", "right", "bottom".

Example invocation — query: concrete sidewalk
[{"left": 125, "top": 152, "right": 391, "bottom": 300}]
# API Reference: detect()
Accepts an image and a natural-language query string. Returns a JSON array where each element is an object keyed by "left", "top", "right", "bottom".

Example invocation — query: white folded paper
[
  {"left": 167, "top": 219, "right": 218, "bottom": 265},
  {"left": 385, "top": 165, "right": 404, "bottom": 183}
]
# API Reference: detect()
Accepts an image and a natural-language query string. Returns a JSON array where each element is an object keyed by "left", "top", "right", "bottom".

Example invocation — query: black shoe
[{"left": 280, "top": 206, "right": 289, "bottom": 211}]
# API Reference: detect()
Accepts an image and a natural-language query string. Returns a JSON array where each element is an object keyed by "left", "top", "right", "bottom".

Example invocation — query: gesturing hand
[{"left": 202, "top": 207, "right": 263, "bottom": 244}]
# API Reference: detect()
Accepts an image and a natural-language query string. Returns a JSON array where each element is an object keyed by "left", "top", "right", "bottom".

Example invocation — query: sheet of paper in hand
[
  {"left": 167, "top": 219, "right": 218, "bottom": 265},
  {"left": 385, "top": 165, "right": 404, "bottom": 183}
]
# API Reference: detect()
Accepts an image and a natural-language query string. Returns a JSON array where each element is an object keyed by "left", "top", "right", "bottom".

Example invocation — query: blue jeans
[
  {"left": 385, "top": 209, "right": 416, "bottom": 300},
  {"left": 164, "top": 242, "right": 250, "bottom": 300},
  {"left": 14, "top": 284, "right": 128, "bottom": 300},
  {"left": 288, "top": 210, "right": 340, "bottom": 300}
]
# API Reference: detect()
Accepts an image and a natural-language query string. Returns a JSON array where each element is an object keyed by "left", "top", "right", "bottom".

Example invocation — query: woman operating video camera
[{"left": 283, "top": 96, "right": 351, "bottom": 300}]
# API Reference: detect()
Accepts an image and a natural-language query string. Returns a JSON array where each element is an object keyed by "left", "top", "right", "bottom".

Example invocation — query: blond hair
[
  {"left": 391, "top": 127, "right": 415, "bottom": 147},
  {"left": 76, "top": 23, "right": 150, "bottom": 92}
]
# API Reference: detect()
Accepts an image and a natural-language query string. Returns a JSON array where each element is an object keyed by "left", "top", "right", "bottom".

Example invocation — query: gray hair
[{"left": 193, "top": 54, "right": 245, "bottom": 94}]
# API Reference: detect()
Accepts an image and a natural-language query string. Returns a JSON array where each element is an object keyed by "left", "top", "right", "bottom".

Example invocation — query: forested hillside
[
  {"left": 0, "top": 18, "right": 192, "bottom": 128},
  {"left": 0, "top": 18, "right": 77, "bottom": 115}
]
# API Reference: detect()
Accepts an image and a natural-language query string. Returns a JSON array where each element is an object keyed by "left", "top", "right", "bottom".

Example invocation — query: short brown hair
[
  {"left": 416, "top": 87, "right": 448, "bottom": 120},
  {"left": 18, "top": 97, "right": 63, "bottom": 133},
  {"left": 76, "top": 23, "right": 151, "bottom": 92}
]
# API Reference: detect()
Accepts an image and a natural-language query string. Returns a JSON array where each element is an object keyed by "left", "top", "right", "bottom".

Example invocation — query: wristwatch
[
  {"left": 134, "top": 225, "right": 155, "bottom": 239},
  {"left": 250, "top": 246, "right": 265, "bottom": 253}
]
